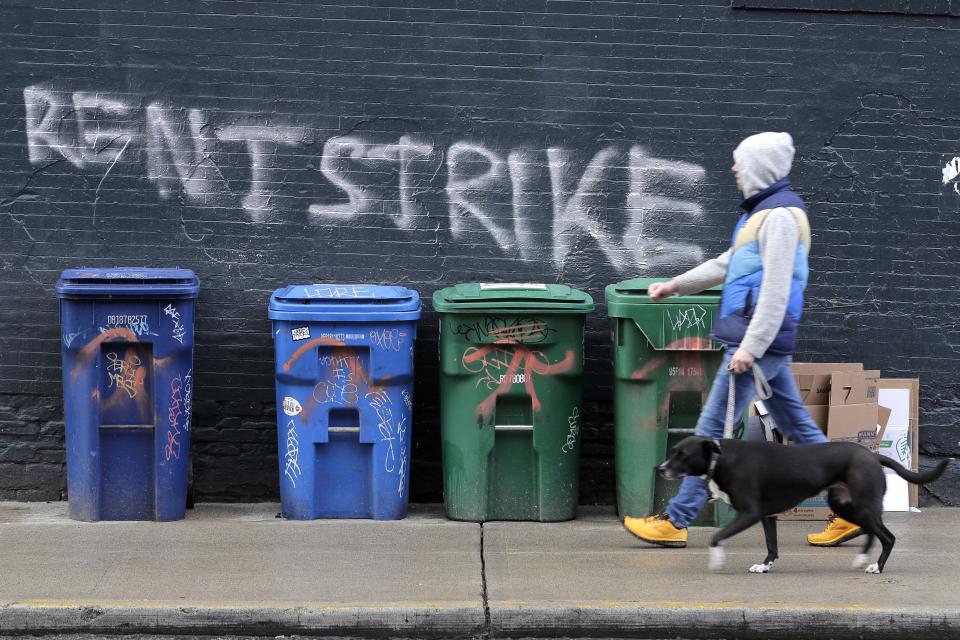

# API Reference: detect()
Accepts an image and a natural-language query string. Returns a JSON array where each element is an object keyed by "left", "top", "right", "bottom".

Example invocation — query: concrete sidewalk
[{"left": 1, "top": 502, "right": 958, "bottom": 639}]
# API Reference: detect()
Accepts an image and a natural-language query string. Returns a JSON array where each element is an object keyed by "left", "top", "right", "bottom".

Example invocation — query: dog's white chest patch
[{"left": 708, "top": 479, "right": 731, "bottom": 504}]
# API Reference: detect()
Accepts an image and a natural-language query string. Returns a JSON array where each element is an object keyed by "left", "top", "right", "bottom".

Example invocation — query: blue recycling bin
[
  {"left": 56, "top": 268, "right": 199, "bottom": 521},
  {"left": 268, "top": 284, "right": 421, "bottom": 520}
]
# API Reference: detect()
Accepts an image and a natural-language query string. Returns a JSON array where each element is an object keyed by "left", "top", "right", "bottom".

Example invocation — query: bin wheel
[{"left": 186, "top": 455, "right": 195, "bottom": 509}]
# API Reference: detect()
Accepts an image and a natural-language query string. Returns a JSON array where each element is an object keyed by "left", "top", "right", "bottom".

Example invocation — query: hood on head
[{"left": 733, "top": 132, "right": 795, "bottom": 197}]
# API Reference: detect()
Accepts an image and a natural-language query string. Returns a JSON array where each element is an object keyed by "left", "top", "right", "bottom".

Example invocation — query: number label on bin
[
  {"left": 291, "top": 326, "right": 311, "bottom": 341},
  {"left": 668, "top": 366, "right": 705, "bottom": 378}
]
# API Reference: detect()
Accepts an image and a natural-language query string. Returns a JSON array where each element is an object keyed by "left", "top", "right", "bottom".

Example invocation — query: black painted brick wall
[{"left": 1, "top": 0, "right": 958, "bottom": 506}]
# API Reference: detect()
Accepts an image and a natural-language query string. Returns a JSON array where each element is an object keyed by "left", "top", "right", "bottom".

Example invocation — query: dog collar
[{"left": 701, "top": 439, "right": 722, "bottom": 482}]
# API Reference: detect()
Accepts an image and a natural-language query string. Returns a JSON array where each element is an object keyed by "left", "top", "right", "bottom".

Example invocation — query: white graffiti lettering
[
  {"left": 562, "top": 406, "right": 581, "bottom": 454},
  {"left": 314, "top": 355, "right": 359, "bottom": 405},
  {"left": 22, "top": 84, "right": 708, "bottom": 273},
  {"left": 367, "top": 389, "right": 398, "bottom": 473},
  {"left": 398, "top": 446, "right": 407, "bottom": 497},
  {"left": 163, "top": 303, "right": 186, "bottom": 344},
  {"left": 216, "top": 123, "right": 308, "bottom": 219},
  {"left": 63, "top": 330, "right": 84, "bottom": 348},
  {"left": 308, "top": 135, "right": 434, "bottom": 229},
  {"left": 306, "top": 285, "right": 375, "bottom": 299},
  {"left": 146, "top": 104, "right": 228, "bottom": 201},
  {"left": 370, "top": 328, "right": 405, "bottom": 352},
  {"left": 284, "top": 419, "right": 302, "bottom": 488},
  {"left": 667, "top": 305, "right": 708, "bottom": 332},
  {"left": 943, "top": 156, "right": 960, "bottom": 194}
]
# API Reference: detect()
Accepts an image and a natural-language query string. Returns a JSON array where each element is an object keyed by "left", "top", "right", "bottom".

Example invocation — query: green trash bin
[
  {"left": 606, "top": 277, "right": 739, "bottom": 527},
  {"left": 433, "top": 283, "right": 594, "bottom": 522}
]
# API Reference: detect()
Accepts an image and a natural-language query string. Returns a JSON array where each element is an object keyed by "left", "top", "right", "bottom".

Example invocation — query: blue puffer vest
[{"left": 710, "top": 177, "right": 810, "bottom": 355}]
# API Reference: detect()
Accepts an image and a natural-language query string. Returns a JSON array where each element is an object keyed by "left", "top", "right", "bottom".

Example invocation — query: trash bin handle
[{"left": 494, "top": 424, "right": 533, "bottom": 431}]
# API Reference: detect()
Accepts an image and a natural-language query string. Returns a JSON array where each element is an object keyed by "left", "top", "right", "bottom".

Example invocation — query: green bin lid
[
  {"left": 432, "top": 282, "right": 594, "bottom": 313},
  {"left": 604, "top": 278, "right": 722, "bottom": 351},
  {"left": 604, "top": 278, "right": 721, "bottom": 306}
]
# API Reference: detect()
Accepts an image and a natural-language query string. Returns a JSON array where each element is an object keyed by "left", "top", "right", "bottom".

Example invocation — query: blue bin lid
[
  {"left": 268, "top": 284, "right": 422, "bottom": 322},
  {"left": 56, "top": 268, "right": 200, "bottom": 298}
]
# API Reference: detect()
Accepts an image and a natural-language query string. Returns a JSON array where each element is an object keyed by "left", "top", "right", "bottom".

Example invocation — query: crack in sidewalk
[{"left": 480, "top": 522, "right": 491, "bottom": 639}]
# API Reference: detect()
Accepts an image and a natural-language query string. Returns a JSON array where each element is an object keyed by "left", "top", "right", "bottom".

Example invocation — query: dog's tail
[{"left": 877, "top": 456, "right": 949, "bottom": 485}]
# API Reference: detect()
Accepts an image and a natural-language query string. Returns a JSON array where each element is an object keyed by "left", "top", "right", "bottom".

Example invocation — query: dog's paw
[
  {"left": 709, "top": 546, "right": 726, "bottom": 571},
  {"left": 852, "top": 554, "right": 868, "bottom": 570},
  {"left": 864, "top": 563, "right": 881, "bottom": 574},
  {"left": 749, "top": 562, "right": 773, "bottom": 574}
]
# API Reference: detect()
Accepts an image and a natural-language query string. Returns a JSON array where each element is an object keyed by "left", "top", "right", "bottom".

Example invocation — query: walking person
[{"left": 623, "top": 132, "right": 862, "bottom": 548}]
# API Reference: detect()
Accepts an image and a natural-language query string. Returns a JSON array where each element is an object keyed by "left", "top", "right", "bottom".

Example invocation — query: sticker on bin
[
  {"left": 291, "top": 326, "right": 310, "bottom": 341},
  {"left": 282, "top": 396, "right": 303, "bottom": 417},
  {"left": 479, "top": 283, "right": 547, "bottom": 290}
]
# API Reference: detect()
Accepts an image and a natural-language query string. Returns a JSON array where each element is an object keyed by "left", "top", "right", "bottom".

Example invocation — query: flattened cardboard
[
  {"left": 883, "top": 470, "right": 910, "bottom": 512},
  {"left": 877, "top": 405, "right": 892, "bottom": 441},
  {"left": 879, "top": 379, "right": 920, "bottom": 507},
  {"left": 879, "top": 423, "right": 911, "bottom": 512}
]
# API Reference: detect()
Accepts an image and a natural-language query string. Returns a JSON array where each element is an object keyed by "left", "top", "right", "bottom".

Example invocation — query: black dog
[{"left": 658, "top": 436, "right": 949, "bottom": 574}]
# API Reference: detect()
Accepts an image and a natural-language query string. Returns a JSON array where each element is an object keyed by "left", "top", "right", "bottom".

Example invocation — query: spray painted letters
[
  {"left": 166, "top": 370, "right": 192, "bottom": 461},
  {"left": 23, "top": 85, "right": 707, "bottom": 273}
]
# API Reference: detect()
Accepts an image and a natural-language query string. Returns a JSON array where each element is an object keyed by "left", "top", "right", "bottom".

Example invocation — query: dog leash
[{"left": 723, "top": 364, "right": 772, "bottom": 440}]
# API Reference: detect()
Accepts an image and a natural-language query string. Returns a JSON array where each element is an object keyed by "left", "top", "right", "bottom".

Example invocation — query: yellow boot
[
  {"left": 623, "top": 513, "right": 687, "bottom": 548},
  {"left": 807, "top": 515, "right": 863, "bottom": 546}
]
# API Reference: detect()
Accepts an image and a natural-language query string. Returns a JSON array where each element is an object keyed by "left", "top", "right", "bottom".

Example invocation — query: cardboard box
[
  {"left": 779, "top": 404, "right": 890, "bottom": 521},
  {"left": 826, "top": 370, "right": 881, "bottom": 452},
  {"left": 777, "top": 365, "right": 884, "bottom": 521},
  {"left": 776, "top": 364, "right": 871, "bottom": 443},
  {"left": 764, "top": 370, "right": 919, "bottom": 519},
  {"left": 806, "top": 405, "right": 829, "bottom": 432},
  {"left": 826, "top": 405, "right": 880, "bottom": 450},
  {"left": 779, "top": 502, "right": 831, "bottom": 521},
  {"left": 791, "top": 362, "right": 863, "bottom": 407},
  {"left": 789, "top": 362, "right": 864, "bottom": 433},
  {"left": 829, "top": 370, "right": 880, "bottom": 406}
]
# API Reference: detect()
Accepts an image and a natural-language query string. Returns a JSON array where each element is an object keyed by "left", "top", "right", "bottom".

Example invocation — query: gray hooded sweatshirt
[{"left": 673, "top": 132, "right": 801, "bottom": 358}]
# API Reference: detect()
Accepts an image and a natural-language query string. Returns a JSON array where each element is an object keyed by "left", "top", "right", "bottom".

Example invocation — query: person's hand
[
  {"left": 728, "top": 347, "right": 755, "bottom": 374},
  {"left": 648, "top": 280, "right": 679, "bottom": 303}
]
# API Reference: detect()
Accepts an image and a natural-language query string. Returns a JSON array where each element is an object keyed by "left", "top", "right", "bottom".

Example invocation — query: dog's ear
[{"left": 702, "top": 438, "right": 721, "bottom": 456}]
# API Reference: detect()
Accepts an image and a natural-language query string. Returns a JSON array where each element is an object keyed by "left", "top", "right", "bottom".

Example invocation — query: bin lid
[
  {"left": 605, "top": 278, "right": 722, "bottom": 307},
  {"left": 432, "top": 282, "right": 594, "bottom": 313},
  {"left": 56, "top": 268, "right": 200, "bottom": 297},
  {"left": 604, "top": 278, "right": 722, "bottom": 351},
  {"left": 268, "top": 284, "right": 421, "bottom": 321}
]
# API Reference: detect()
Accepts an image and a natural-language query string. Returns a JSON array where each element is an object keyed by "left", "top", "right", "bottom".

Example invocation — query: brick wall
[{"left": 1, "top": 0, "right": 957, "bottom": 506}]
